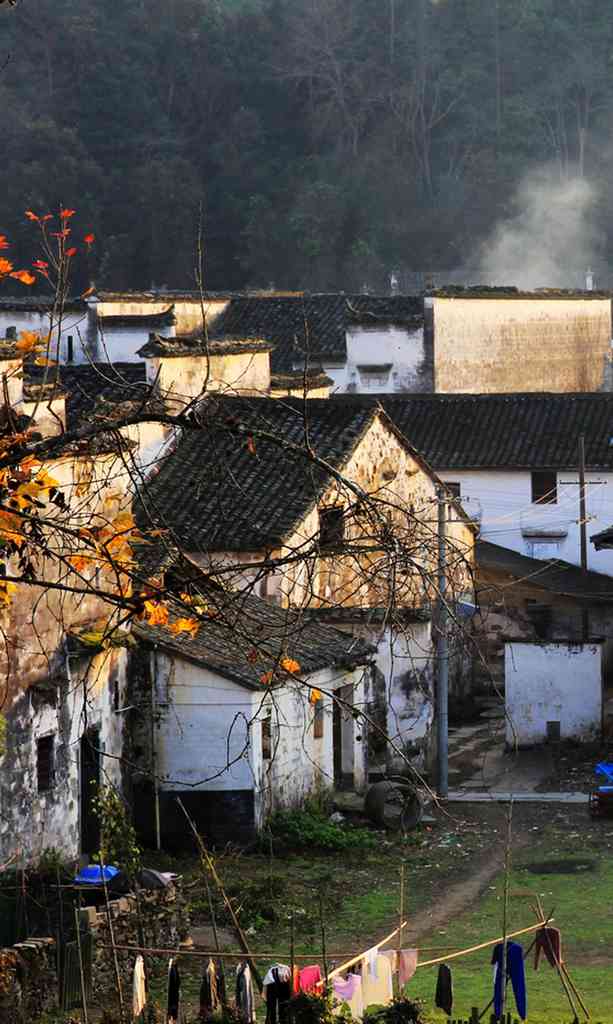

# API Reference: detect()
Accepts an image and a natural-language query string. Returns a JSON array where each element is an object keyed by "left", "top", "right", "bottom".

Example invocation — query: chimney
[
  {"left": 390, "top": 271, "right": 399, "bottom": 295},
  {"left": 586, "top": 268, "right": 594, "bottom": 291},
  {"left": 5, "top": 326, "right": 16, "bottom": 341}
]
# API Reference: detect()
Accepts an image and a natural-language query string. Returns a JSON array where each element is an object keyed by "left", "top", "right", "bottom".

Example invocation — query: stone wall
[
  {"left": 0, "top": 938, "right": 57, "bottom": 1024},
  {"left": 84, "top": 882, "right": 190, "bottom": 1008}
]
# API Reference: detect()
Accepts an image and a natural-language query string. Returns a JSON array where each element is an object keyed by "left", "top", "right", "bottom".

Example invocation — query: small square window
[
  {"left": 37, "top": 735, "right": 55, "bottom": 793},
  {"left": 531, "top": 471, "right": 557, "bottom": 504},
  {"left": 262, "top": 715, "right": 272, "bottom": 760},
  {"left": 319, "top": 505, "right": 345, "bottom": 549},
  {"left": 445, "top": 482, "right": 461, "bottom": 499},
  {"left": 313, "top": 698, "right": 324, "bottom": 740}
]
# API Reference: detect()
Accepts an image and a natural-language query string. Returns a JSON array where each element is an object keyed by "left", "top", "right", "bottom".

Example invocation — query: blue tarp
[{"left": 74, "top": 864, "right": 119, "bottom": 885}]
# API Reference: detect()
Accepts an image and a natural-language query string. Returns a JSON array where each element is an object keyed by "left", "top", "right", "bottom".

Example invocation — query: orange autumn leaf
[
  {"left": 280, "top": 656, "right": 300, "bottom": 674},
  {"left": 60, "top": 208, "right": 76, "bottom": 220},
  {"left": 69, "top": 555, "right": 89, "bottom": 572},
  {"left": 84, "top": 233, "right": 95, "bottom": 246},
  {"left": 34, "top": 357, "right": 58, "bottom": 367},
  {"left": 309, "top": 688, "right": 322, "bottom": 705},
  {"left": 16, "top": 331, "right": 40, "bottom": 353},
  {"left": 0, "top": 580, "right": 17, "bottom": 608},
  {"left": 259, "top": 670, "right": 274, "bottom": 686},
  {"left": 32, "top": 259, "right": 48, "bottom": 270},
  {"left": 144, "top": 600, "right": 169, "bottom": 627},
  {"left": 0, "top": 236, "right": 8, "bottom": 251},
  {"left": 10, "top": 270, "right": 36, "bottom": 286},
  {"left": 170, "top": 617, "right": 199, "bottom": 638},
  {"left": 246, "top": 435, "right": 256, "bottom": 456},
  {"left": 25, "top": 210, "right": 39, "bottom": 221},
  {"left": 66, "top": 247, "right": 77, "bottom": 258},
  {"left": 0, "top": 258, "right": 13, "bottom": 275},
  {"left": 81, "top": 286, "right": 95, "bottom": 298}
]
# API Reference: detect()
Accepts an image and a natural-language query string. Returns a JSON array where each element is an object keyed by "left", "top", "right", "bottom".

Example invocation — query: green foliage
[
  {"left": 268, "top": 809, "right": 376, "bottom": 852},
  {"left": 289, "top": 991, "right": 341, "bottom": 1024},
  {"left": 364, "top": 998, "right": 429, "bottom": 1024},
  {"left": 2, "top": 1, "right": 613, "bottom": 291},
  {"left": 92, "top": 783, "right": 141, "bottom": 881}
]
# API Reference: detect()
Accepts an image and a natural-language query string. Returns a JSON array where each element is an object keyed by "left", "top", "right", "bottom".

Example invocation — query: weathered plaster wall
[
  {"left": 439, "top": 469, "right": 613, "bottom": 575},
  {"left": 504, "top": 640, "right": 603, "bottom": 746},
  {"left": 0, "top": 646, "right": 128, "bottom": 863},
  {"left": 22, "top": 397, "right": 66, "bottom": 436},
  {"left": 344, "top": 325, "right": 431, "bottom": 393},
  {"left": 0, "top": 309, "right": 87, "bottom": 363},
  {"left": 146, "top": 350, "right": 271, "bottom": 407},
  {"left": 93, "top": 297, "right": 229, "bottom": 334},
  {"left": 94, "top": 322, "right": 174, "bottom": 364},
  {"left": 432, "top": 297, "right": 612, "bottom": 393}
]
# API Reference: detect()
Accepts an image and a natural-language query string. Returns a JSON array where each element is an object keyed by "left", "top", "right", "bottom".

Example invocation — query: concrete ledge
[{"left": 446, "top": 791, "right": 589, "bottom": 804}]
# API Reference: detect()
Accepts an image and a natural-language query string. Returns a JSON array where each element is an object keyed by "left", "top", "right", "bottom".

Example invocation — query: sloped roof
[
  {"left": 373, "top": 392, "right": 613, "bottom": 470},
  {"left": 137, "top": 334, "right": 273, "bottom": 359},
  {"left": 211, "top": 294, "right": 423, "bottom": 372},
  {"left": 133, "top": 593, "right": 374, "bottom": 689},
  {"left": 477, "top": 540, "right": 613, "bottom": 602},
  {"left": 591, "top": 525, "right": 613, "bottom": 550},
  {"left": 138, "top": 395, "right": 394, "bottom": 551},
  {"left": 26, "top": 362, "right": 148, "bottom": 429}
]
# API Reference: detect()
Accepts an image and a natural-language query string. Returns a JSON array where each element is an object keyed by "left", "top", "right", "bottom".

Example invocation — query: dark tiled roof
[
  {"left": 430, "top": 286, "right": 612, "bottom": 299},
  {"left": 374, "top": 393, "right": 613, "bottom": 470},
  {"left": 25, "top": 362, "right": 148, "bottom": 429},
  {"left": 211, "top": 294, "right": 423, "bottom": 372},
  {"left": 477, "top": 540, "right": 613, "bottom": 602},
  {"left": 0, "top": 294, "right": 85, "bottom": 312},
  {"left": 133, "top": 593, "right": 374, "bottom": 689},
  {"left": 270, "top": 370, "right": 333, "bottom": 391},
  {"left": 97, "top": 306, "right": 176, "bottom": 329},
  {"left": 591, "top": 525, "right": 613, "bottom": 550},
  {"left": 138, "top": 395, "right": 383, "bottom": 551},
  {"left": 137, "top": 334, "right": 273, "bottom": 359}
]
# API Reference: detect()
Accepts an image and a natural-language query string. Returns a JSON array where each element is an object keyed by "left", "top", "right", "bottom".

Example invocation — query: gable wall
[{"left": 432, "top": 297, "right": 612, "bottom": 393}]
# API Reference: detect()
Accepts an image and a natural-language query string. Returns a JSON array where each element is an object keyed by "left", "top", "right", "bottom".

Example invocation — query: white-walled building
[{"left": 380, "top": 392, "right": 613, "bottom": 575}]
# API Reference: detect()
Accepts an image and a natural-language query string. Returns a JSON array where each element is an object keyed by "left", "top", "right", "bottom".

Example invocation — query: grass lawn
[{"left": 134, "top": 805, "right": 613, "bottom": 1023}]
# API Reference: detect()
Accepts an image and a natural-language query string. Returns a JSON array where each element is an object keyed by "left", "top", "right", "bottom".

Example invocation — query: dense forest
[{"left": 2, "top": 0, "right": 613, "bottom": 292}]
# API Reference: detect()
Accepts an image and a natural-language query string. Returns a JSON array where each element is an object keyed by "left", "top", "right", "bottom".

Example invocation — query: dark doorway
[
  {"left": 80, "top": 729, "right": 101, "bottom": 856},
  {"left": 333, "top": 686, "right": 355, "bottom": 791}
]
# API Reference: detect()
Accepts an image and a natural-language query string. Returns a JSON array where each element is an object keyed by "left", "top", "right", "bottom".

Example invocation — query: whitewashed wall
[
  {"left": 0, "top": 308, "right": 88, "bottom": 362},
  {"left": 373, "top": 622, "right": 434, "bottom": 752},
  {"left": 505, "top": 641, "right": 603, "bottom": 746},
  {"left": 1, "top": 647, "right": 128, "bottom": 863},
  {"left": 153, "top": 655, "right": 366, "bottom": 831},
  {"left": 439, "top": 468, "right": 613, "bottom": 574},
  {"left": 309, "top": 326, "right": 427, "bottom": 394}
]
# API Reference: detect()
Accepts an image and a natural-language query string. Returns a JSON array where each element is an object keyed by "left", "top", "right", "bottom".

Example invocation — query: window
[
  {"left": 37, "top": 734, "right": 55, "bottom": 792},
  {"left": 319, "top": 505, "right": 345, "bottom": 549},
  {"left": 262, "top": 715, "right": 272, "bottom": 760},
  {"left": 531, "top": 471, "right": 557, "bottom": 504},
  {"left": 313, "top": 698, "right": 324, "bottom": 740},
  {"left": 445, "top": 482, "right": 461, "bottom": 500}
]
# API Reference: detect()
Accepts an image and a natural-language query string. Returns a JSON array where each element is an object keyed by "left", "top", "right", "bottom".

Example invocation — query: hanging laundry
[
  {"left": 398, "top": 950, "right": 418, "bottom": 988},
  {"left": 434, "top": 964, "right": 453, "bottom": 1016},
  {"left": 366, "top": 947, "right": 378, "bottom": 978},
  {"left": 200, "top": 958, "right": 220, "bottom": 1016},
  {"left": 167, "top": 958, "right": 181, "bottom": 1024},
  {"left": 361, "top": 953, "right": 393, "bottom": 1008},
  {"left": 132, "top": 955, "right": 146, "bottom": 1019},
  {"left": 236, "top": 962, "right": 256, "bottom": 1024},
  {"left": 264, "top": 964, "right": 292, "bottom": 1024},
  {"left": 380, "top": 950, "right": 397, "bottom": 975},
  {"left": 492, "top": 941, "right": 527, "bottom": 1021},
  {"left": 534, "top": 927, "right": 562, "bottom": 970},
  {"left": 299, "top": 964, "right": 322, "bottom": 993},
  {"left": 332, "top": 973, "right": 364, "bottom": 1018},
  {"left": 292, "top": 964, "right": 300, "bottom": 995}
]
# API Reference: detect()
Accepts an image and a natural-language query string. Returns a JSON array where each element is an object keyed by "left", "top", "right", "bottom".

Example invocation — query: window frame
[
  {"left": 36, "top": 734, "right": 55, "bottom": 793},
  {"left": 262, "top": 714, "right": 272, "bottom": 760},
  {"left": 313, "top": 698, "right": 324, "bottom": 740},
  {"left": 318, "top": 504, "right": 345, "bottom": 550},
  {"left": 531, "top": 471, "right": 557, "bottom": 505}
]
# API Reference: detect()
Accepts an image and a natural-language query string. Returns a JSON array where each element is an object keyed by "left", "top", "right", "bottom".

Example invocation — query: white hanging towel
[{"left": 132, "top": 954, "right": 147, "bottom": 1018}]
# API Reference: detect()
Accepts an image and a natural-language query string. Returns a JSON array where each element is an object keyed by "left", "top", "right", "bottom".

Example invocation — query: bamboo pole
[
  {"left": 396, "top": 863, "right": 405, "bottom": 996},
  {"left": 176, "top": 796, "right": 263, "bottom": 992},
  {"left": 102, "top": 868, "right": 126, "bottom": 1023},
  {"left": 205, "top": 867, "right": 226, "bottom": 1005},
  {"left": 416, "top": 921, "right": 547, "bottom": 968},
  {"left": 290, "top": 911, "right": 295, "bottom": 989},
  {"left": 319, "top": 892, "right": 329, "bottom": 986},
  {"left": 532, "top": 897, "right": 584, "bottom": 1020},
  {"left": 500, "top": 801, "right": 513, "bottom": 1020},
  {"left": 74, "top": 905, "right": 89, "bottom": 1024}
]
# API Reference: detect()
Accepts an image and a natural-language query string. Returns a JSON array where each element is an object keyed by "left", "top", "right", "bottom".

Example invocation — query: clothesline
[
  {"left": 415, "top": 920, "right": 550, "bottom": 969},
  {"left": 325, "top": 920, "right": 408, "bottom": 984}
]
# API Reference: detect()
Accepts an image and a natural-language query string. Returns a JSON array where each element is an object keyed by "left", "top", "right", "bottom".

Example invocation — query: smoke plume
[{"left": 478, "top": 167, "right": 601, "bottom": 289}]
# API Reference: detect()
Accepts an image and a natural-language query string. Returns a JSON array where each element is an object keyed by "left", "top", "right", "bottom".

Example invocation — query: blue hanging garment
[{"left": 491, "top": 941, "right": 527, "bottom": 1020}]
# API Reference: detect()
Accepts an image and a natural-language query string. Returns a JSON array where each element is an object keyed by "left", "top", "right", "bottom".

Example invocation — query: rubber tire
[{"left": 364, "top": 780, "right": 422, "bottom": 831}]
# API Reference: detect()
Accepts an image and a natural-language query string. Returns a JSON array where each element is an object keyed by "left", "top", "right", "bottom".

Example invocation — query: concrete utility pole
[{"left": 437, "top": 488, "right": 449, "bottom": 797}]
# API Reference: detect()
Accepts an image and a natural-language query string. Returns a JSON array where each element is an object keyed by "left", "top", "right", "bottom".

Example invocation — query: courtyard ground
[{"left": 134, "top": 797, "right": 613, "bottom": 1024}]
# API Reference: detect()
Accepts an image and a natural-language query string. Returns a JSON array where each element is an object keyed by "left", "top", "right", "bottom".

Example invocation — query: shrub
[
  {"left": 268, "top": 810, "right": 376, "bottom": 852},
  {"left": 364, "top": 997, "right": 430, "bottom": 1024}
]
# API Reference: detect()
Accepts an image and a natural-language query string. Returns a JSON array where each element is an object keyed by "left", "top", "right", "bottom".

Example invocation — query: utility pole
[
  {"left": 578, "top": 434, "right": 589, "bottom": 640},
  {"left": 437, "top": 488, "right": 448, "bottom": 798}
]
